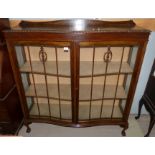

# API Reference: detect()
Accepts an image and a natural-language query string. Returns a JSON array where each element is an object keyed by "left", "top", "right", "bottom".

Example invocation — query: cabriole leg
[
  {"left": 135, "top": 98, "right": 144, "bottom": 120},
  {"left": 26, "top": 125, "right": 31, "bottom": 133},
  {"left": 24, "top": 120, "right": 31, "bottom": 133},
  {"left": 121, "top": 123, "right": 128, "bottom": 136},
  {"left": 144, "top": 115, "right": 155, "bottom": 137}
]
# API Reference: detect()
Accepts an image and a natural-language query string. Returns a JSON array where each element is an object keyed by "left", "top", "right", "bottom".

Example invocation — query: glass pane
[
  {"left": 79, "top": 45, "right": 138, "bottom": 120},
  {"left": 15, "top": 44, "right": 72, "bottom": 120},
  {"left": 100, "top": 100, "right": 123, "bottom": 118},
  {"left": 30, "top": 98, "right": 50, "bottom": 116},
  {"left": 50, "top": 99, "right": 72, "bottom": 119},
  {"left": 79, "top": 101, "right": 90, "bottom": 120}
]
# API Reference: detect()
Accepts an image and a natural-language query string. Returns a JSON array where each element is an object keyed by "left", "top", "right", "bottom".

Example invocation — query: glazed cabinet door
[
  {"left": 14, "top": 42, "right": 73, "bottom": 121},
  {"left": 78, "top": 42, "right": 139, "bottom": 121}
]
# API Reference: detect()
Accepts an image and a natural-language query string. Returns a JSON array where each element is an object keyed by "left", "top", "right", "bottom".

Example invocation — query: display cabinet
[{"left": 3, "top": 19, "right": 150, "bottom": 136}]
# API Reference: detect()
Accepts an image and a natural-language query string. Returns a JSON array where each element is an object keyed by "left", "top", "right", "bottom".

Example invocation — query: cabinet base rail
[{"left": 23, "top": 118, "right": 128, "bottom": 136}]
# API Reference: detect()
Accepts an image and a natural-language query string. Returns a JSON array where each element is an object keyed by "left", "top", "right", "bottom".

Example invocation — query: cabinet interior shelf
[
  {"left": 20, "top": 61, "right": 133, "bottom": 77},
  {"left": 29, "top": 101, "right": 123, "bottom": 119},
  {"left": 25, "top": 84, "right": 127, "bottom": 101},
  {"left": 20, "top": 61, "right": 70, "bottom": 77}
]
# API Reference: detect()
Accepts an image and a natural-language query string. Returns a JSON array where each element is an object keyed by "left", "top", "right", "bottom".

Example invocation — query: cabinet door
[
  {"left": 78, "top": 42, "right": 139, "bottom": 120},
  {"left": 14, "top": 43, "right": 72, "bottom": 120}
]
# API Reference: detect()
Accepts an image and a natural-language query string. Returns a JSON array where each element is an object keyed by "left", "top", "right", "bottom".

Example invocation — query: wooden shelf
[
  {"left": 25, "top": 84, "right": 127, "bottom": 101},
  {"left": 25, "top": 84, "right": 71, "bottom": 101},
  {"left": 80, "top": 61, "right": 133, "bottom": 77},
  {"left": 29, "top": 101, "right": 122, "bottom": 119},
  {"left": 20, "top": 61, "right": 71, "bottom": 77},
  {"left": 29, "top": 101, "right": 72, "bottom": 119},
  {"left": 20, "top": 61, "right": 132, "bottom": 77},
  {"left": 79, "top": 104, "right": 123, "bottom": 119},
  {"left": 79, "top": 84, "right": 127, "bottom": 101}
]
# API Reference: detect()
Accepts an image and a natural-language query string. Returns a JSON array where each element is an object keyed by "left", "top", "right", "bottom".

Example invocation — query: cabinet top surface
[{"left": 5, "top": 19, "right": 150, "bottom": 33}]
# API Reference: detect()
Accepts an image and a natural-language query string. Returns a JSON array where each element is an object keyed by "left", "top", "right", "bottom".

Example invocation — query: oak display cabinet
[{"left": 4, "top": 19, "right": 150, "bottom": 136}]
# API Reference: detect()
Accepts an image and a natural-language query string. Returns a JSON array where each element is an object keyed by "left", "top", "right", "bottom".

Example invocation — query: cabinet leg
[
  {"left": 24, "top": 120, "right": 31, "bottom": 133},
  {"left": 26, "top": 124, "right": 31, "bottom": 133},
  {"left": 121, "top": 128, "right": 127, "bottom": 136},
  {"left": 135, "top": 98, "right": 144, "bottom": 120},
  {"left": 144, "top": 115, "right": 155, "bottom": 137},
  {"left": 121, "top": 124, "right": 128, "bottom": 136}
]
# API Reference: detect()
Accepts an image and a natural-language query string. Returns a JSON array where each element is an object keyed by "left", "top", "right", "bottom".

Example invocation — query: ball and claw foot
[
  {"left": 121, "top": 130, "right": 126, "bottom": 136},
  {"left": 26, "top": 126, "right": 31, "bottom": 133},
  {"left": 121, "top": 124, "right": 128, "bottom": 136}
]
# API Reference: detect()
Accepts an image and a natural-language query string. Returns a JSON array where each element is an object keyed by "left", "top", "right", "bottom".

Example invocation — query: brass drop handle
[
  {"left": 103, "top": 46, "right": 112, "bottom": 62},
  {"left": 39, "top": 46, "right": 47, "bottom": 62}
]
